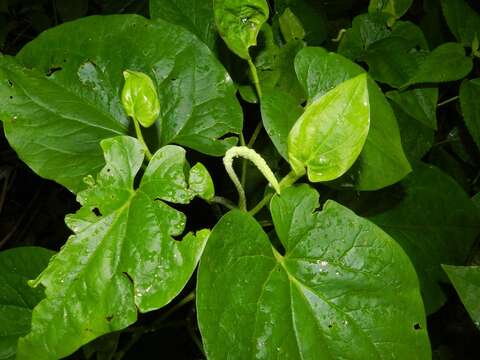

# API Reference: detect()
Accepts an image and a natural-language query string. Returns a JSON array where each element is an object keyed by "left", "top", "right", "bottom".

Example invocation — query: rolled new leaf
[{"left": 122, "top": 70, "right": 160, "bottom": 128}]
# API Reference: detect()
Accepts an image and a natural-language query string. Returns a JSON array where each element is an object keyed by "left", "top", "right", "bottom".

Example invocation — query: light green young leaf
[
  {"left": 441, "top": 0, "right": 480, "bottom": 47},
  {"left": 213, "top": 0, "right": 269, "bottom": 60},
  {"left": 17, "top": 136, "right": 211, "bottom": 360},
  {"left": 150, "top": 0, "right": 218, "bottom": 50},
  {"left": 0, "top": 247, "right": 54, "bottom": 360},
  {"left": 197, "top": 185, "right": 431, "bottom": 359},
  {"left": 460, "top": 78, "right": 480, "bottom": 150},
  {"left": 442, "top": 265, "right": 480, "bottom": 329},
  {"left": 387, "top": 87, "right": 438, "bottom": 130},
  {"left": 294, "top": 47, "right": 411, "bottom": 190},
  {"left": 0, "top": 15, "right": 242, "bottom": 193},
  {"left": 370, "top": 163, "right": 480, "bottom": 314},
  {"left": 368, "top": 0, "right": 413, "bottom": 24},
  {"left": 288, "top": 73, "right": 370, "bottom": 182},
  {"left": 122, "top": 70, "right": 160, "bottom": 128}
]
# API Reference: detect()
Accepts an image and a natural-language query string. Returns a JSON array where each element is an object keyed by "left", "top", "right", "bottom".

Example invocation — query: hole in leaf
[
  {"left": 46, "top": 66, "right": 63, "bottom": 77},
  {"left": 92, "top": 207, "right": 102, "bottom": 217},
  {"left": 7, "top": 80, "right": 13, "bottom": 87},
  {"left": 328, "top": 324, "right": 333, "bottom": 329},
  {"left": 9, "top": 96, "right": 13, "bottom": 100},
  {"left": 106, "top": 315, "right": 114, "bottom": 322},
  {"left": 414, "top": 323, "right": 421, "bottom": 330}
]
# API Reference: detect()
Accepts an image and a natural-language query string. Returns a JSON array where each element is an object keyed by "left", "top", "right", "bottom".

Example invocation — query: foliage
[{"left": 0, "top": 0, "right": 480, "bottom": 359}]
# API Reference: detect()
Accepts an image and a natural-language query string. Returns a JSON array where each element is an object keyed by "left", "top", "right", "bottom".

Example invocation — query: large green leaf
[
  {"left": 294, "top": 47, "right": 411, "bottom": 190},
  {"left": 460, "top": 78, "right": 480, "bottom": 150},
  {"left": 0, "top": 15, "right": 242, "bottom": 193},
  {"left": 365, "top": 39, "right": 473, "bottom": 88},
  {"left": 288, "top": 73, "right": 370, "bottom": 182},
  {"left": 370, "top": 164, "right": 480, "bottom": 314},
  {"left": 197, "top": 185, "right": 431, "bottom": 359},
  {"left": 368, "top": 0, "right": 413, "bottom": 24},
  {"left": 17, "top": 136, "right": 211, "bottom": 360},
  {"left": 442, "top": 265, "right": 480, "bottom": 329},
  {"left": 441, "top": 0, "right": 480, "bottom": 47},
  {"left": 0, "top": 247, "right": 54, "bottom": 360},
  {"left": 149, "top": 0, "right": 218, "bottom": 50},
  {"left": 213, "top": 0, "right": 269, "bottom": 60},
  {"left": 338, "top": 13, "right": 428, "bottom": 61}
]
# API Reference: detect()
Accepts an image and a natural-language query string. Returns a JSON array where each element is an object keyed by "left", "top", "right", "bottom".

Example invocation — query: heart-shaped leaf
[
  {"left": 0, "top": 247, "right": 54, "bottom": 360},
  {"left": 197, "top": 185, "right": 431, "bottom": 359},
  {"left": 288, "top": 73, "right": 370, "bottom": 182},
  {"left": 17, "top": 136, "right": 211, "bottom": 360},
  {"left": 0, "top": 15, "right": 242, "bottom": 193},
  {"left": 293, "top": 47, "right": 411, "bottom": 190}
]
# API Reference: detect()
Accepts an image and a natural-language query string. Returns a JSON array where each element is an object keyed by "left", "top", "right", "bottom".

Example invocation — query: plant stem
[
  {"left": 209, "top": 196, "right": 237, "bottom": 210},
  {"left": 133, "top": 117, "right": 153, "bottom": 160},
  {"left": 249, "top": 193, "right": 273, "bottom": 216},
  {"left": 247, "top": 58, "right": 262, "bottom": 100},
  {"left": 248, "top": 122, "right": 263, "bottom": 148},
  {"left": 437, "top": 95, "right": 459, "bottom": 107}
]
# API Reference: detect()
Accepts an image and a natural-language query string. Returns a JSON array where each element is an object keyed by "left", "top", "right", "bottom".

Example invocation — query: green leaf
[
  {"left": 261, "top": 89, "right": 303, "bottom": 160},
  {"left": 442, "top": 265, "right": 480, "bottom": 329},
  {"left": 338, "top": 13, "right": 427, "bottom": 61},
  {"left": 288, "top": 73, "right": 370, "bottom": 182},
  {"left": 370, "top": 163, "right": 480, "bottom": 314},
  {"left": 0, "top": 15, "right": 242, "bottom": 193},
  {"left": 274, "top": 0, "right": 328, "bottom": 45},
  {"left": 149, "top": 0, "right": 218, "bottom": 50},
  {"left": 17, "top": 136, "right": 211, "bottom": 360},
  {"left": 197, "top": 185, "right": 431, "bottom": 359},
  {"left": 441, "top": 0, "right": 480, "bottom": 47},
  {"left": 368, "top": 0, "right": 413, "bottom": 24},
  {"left": 213, "top": 0, "right": 269, "bottom": 60},
  {"left": 278, "top": 8, "right": 305, "bottom": 42},
  {"left": 294, "top": 47, "right": 411, "bottom": 190},
  {"left": 387, "top": 87, "right": 438, "bottom": 130},
  {"left": 0, "top": 247, "right": 54, "bottom": 360},
  {"left": 460, "top": 78, "right": 480, "bottom": 150},
  {"left": 365, "top": 39, "right": 473, "bottom": 88}
]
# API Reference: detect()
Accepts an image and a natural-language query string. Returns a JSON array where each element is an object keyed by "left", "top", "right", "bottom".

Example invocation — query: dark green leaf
[
  {"left": 295, "top": 47, "right": 411, "bottom": 190},
  {"left": 442, "top": 265, "right": 480, "bottom": 328},
  {"left": 441, "top": 0, "right": 480, "bottom": 47},
  {"left": 0, "top": 247, "right": 54, "bottom": 360},
  {"left": 197, "top": 185, "right": 431, "bottom": 359},
  {"left": 0, "top": 15, "right": 242, "bottom": 193},
  {"left": 278, "top": 8, "right": 305, "bottom": 42},
  {"left": 365, "top": 39, "right": 472, "bottom": 88},
  {"left": 370, "top": 163, "right": 480, "bottom": 313},
  {"left": 460, "top": 78, "right": 480, "bottom": 150},
  {"left": 288, "top": 73, "right": 370, "bottom": 182},
  {"left": 213, "top": 0, "right": 269, "bottom": 60},
  {"left": 368, "top": 0, "right": 413, "bottom": 24},
  {"left": 17, "top": 136, "right": 211, "bottom": 359},
  {"left": 149, "top": 0, "right": 218, "bottom": 50},
  {"left": 387, "top": 87, "right": 438, "bottom": 129}
]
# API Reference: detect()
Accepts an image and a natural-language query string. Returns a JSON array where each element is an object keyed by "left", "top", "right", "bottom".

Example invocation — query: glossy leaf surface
[
  {"left": 17, "top": 136, "right": 211, "bottom": 360},
  {"left": 368, "top": 0, "right": 413, "bottom": 23},
  {"left": 294, "top": 47, "right": 410, "bottom": 189},
  {"left": 197, "top": 185, "right": 431, "bottom": 359},
  {"left": 288, "top": 73, "right": 370, "bottom": 182},
  {"left": 0, "top": 15, "right": 242, "bottom": 193},
  {"left": 150, "top": 0, "right": 218, "bottom": 50},
  {"left": 370, "top": 164, "right": 480, "bottom": 313},
  {"left": 460, "top": 78, "right": 480, "bottom": 150},
  {"left": 0, "top": 247, "right": 53, "bottom": 360},
  {"left": 441, "top": 0, "right": 480, "bottom": 46},
  {"left": 442, "top": 265, "right": 480, "bottom": 328},
  {"left": 213, "top": 0, "right": 269, "bottom": 59}
]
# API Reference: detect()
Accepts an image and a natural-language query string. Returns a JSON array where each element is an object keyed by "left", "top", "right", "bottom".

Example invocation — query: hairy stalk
[{"left": 223, "top": 146, "right": 280, "bottom": 211}]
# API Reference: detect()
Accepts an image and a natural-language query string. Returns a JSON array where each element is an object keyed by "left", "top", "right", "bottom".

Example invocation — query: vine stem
[
  {"left": 247, "top": 58, "right": 262, "bottom": 100},
  {"left": 133, "top": 117, "right": 153, "bottom": 160},
  {"left": 437, "top": 95, "right": 459, "bottom": 107},
  {"left": 223, "top": 146, "right": 280, "bottom": 211}
]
